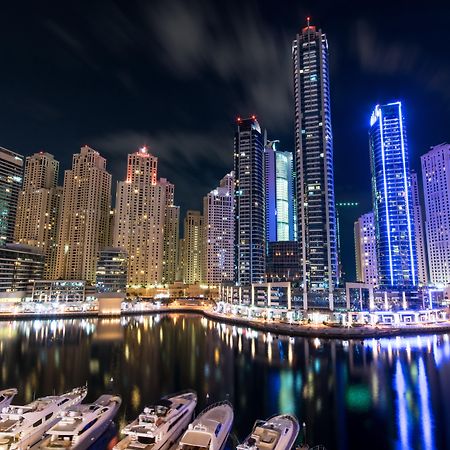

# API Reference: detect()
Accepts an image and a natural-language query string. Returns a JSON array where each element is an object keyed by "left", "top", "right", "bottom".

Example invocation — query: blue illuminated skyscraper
[
  {"left": 264, "top": 139, "right": 296, "bottom": 243},
  {"left": 369, "top": 102, "right": 418, "bottom": 288}
]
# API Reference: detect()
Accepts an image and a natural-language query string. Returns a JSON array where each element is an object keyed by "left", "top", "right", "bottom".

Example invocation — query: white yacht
[
  {"left": 176, "top": 401, "right": 233, "bottom": 450},
  {"left": 0, "top": 390, "right": 17, "bottom": 412},
  {"left": 114, "top": 390, "right": 197, "bottom": 450},
  {"left": 34, "top": 394, "right": 121, "bottom": 450},
  {"left": 0, "top": 386, "right": 87, "bottom": 450},
  {"left": 237, "top": 414, "right": 299, "bottom": 450}
]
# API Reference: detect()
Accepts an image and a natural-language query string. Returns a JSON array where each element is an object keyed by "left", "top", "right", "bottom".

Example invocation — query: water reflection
[{"left": 0, "top": 315, "right": 449, "bottom": 449}]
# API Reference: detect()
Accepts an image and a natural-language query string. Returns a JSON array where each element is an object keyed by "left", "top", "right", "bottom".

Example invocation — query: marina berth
[
  {"left": 237, "top": 415, "right": 299, "bottom": 450},
  {"left": 33, "top": 394, "right": 121, "bottom": 450},
  {"left": 114, "top": 390, "right": 197, "bottom": 450},
  {"left": 176, "top": 401, "right": 234, "bottom": 450},
  {"left": 0, "top": 387, "right": 87, "bottom": 450}
]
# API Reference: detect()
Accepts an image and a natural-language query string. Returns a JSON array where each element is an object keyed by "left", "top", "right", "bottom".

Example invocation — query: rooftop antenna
[{"left": 307, "top": 16, "right": 311, "bottom": 28}]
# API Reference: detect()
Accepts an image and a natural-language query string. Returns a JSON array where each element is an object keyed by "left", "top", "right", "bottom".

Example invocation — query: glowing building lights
[{"left": 369, "top": 102, "right": 418, "bottom": 288}]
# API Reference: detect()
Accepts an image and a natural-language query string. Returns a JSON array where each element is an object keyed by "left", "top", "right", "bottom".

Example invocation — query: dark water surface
[{"left": 0, "top": 314, "right": 449, "bottom": 450}]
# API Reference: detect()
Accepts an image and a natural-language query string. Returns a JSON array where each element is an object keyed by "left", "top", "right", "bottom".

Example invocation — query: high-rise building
[
  {"left": 421, "top": 143, "right": 450, "bottom": 285},
  {"left": 0, "top": 244, "right": 44, "bottom": 293},
  {"left": 234, "top": 116, "right": 265, "bottom": 286},
  {"left": 354, "top": 212, "right": 378, "bottom": 285},
  {"left": 292, "top": 20, "right": 338, "bottom": 307},
  {"left": 55, "top": 145, "right": 111, "bottom": 283},
  {"left": 410, "top": 171, "right": 428, "bottom": 285},
  {"left": 369, "top": 102, "right": 417, "bottom": 288},
  {"left": 14, "top": 152, "right": 61, "bottom": 278},
  {"left": 0, "top": 147, "right": 24, "bottom": 247},
  {"left": 266, "top": 241, "right": 301, "bottom": 282},
  {"left": 264, "top": 139, "right": 296, "bottom": 242},
  {"left": 160, "top": 178, "right": 180, "bottom": 285},
  {"left": 96, "top": 247, "right": 128, "bottom": 293},
  {"left": 114, "top": 147, "right": 166, "bottom": 287},
  {"left": 183, "top": 210, "right": 203, "bottom": 284},
  {"left": 203, "top": 172, "right": 234, "bottom": 285}
]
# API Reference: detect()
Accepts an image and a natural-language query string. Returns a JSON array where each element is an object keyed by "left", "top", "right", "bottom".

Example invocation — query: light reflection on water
[{"left": 0, "top": 314, "right": 449, "bottom": 450}]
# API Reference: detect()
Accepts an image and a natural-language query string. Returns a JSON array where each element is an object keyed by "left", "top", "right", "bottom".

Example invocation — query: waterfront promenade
[{"left": 1, "top": 302, "right": 450, "bottom": 338}]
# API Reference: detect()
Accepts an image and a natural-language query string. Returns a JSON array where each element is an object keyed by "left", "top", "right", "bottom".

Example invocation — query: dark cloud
[{"left": 144, "top": 0, "right": 293, "bottom": 130}]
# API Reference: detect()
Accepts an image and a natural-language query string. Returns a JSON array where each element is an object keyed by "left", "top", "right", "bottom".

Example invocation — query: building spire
[{"left": 307, "top": 16, "right": 311, "bottom": 28}]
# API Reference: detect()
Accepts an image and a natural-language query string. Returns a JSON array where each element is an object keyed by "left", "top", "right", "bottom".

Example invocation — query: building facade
[
  {"left": 114, "top": 147, "right": 166, "bottom": 287},
  {"left": 14, "top": 152, "right": 61, "bottom": 278},
  {"left": 264, "top": 140, "right": 296, "bottom": 242},
  {"left": 96, "top": 247, "right": 128, "bottom": 293},
  {"left": 0, "top": 147, "right": 24, "bottom": 247},
  {"left": 160, "top": 178, "right": 180, "bottom": 285},
  {"left": 292, "top": 20, "right": 338, "bottom": 305},
  {"left": 182, "top": 210, "right": 203, "bottom": 284},
  {"left": 266, "top": 241, "right": 301, "bottom": 282},
  {"left": 203, "top": 172, "right": 234, "bottom": 285},
  {"left": 410, "top": 171, "right": 428, "bottom": 285},
  {"left": 369, "top": 102, "right": 417, "bottom": 288},
  {"left": 0, "top": 244, "right": 44, "bottom": 293},
  {"left": 234, "top": 116, "right": 265, "bottom": 286},
  {"left": 55, "top": 146, "right": 111, "bottom": 283},
  {"left": 421, "top": 143, "right": 450, "bottom": 285},
  {"left": 354, "top": 212, "right": 378, "bottom": 285}
]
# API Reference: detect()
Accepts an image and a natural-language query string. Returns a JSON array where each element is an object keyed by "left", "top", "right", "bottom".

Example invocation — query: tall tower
[
  {"left": 354, "top": 212, "right": 378, "bottom": 285},
  {"left": 160, "top": 178, "right": 180, "bottom": 285},
  {"left": 369, "top": 102, "right": 417, "bottom": 288},
  {"left": 410, "top": 171, "right": 428, "bottom": 285},
  {"left": 264, "top": 140, "right": 296, "bottom": 242},
  {"left": 234, "top": 116, "right": 265, "bottom": 286},
  {"left": 0, "top": 147, "right": 24, "bottom": 247},
  {"left": 14, "top": 152, "right": 61, "bottom": 278},
  {"left": 183, "top": 210, "right": 203, "bottom": 284},
  {"left": 292, "top": 19, "right": 338, "bottom": 308},
  {"left": 55, "top": 145, "right": 111, "bottom": 283},
  {"left": 203, "top": 172, "right": 235, "bottom": 285},
  {"left": 421, "top": 143, "right": 450, "bottom": 285},
  {"left": 114, "top": 147, "right": 166, "bottom": 287}
]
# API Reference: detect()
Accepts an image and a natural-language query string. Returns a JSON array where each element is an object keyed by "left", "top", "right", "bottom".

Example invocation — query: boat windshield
[{"left": 181, "top": 445, "right": 208, "bottom": 450}]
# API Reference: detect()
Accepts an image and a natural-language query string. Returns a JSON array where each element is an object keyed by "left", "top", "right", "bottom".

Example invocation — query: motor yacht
[
  {"left": 237, "top": 414, "right": 299, "bottom": 450},
  {"left": 114, "top": 390, "right": 197, "bottom": 450},
  {"left": 0, "top": 390, "right": 17, "bottom": 412},
  {"left": 34, "top": 394, "right": 121, "bottom": 450},
  {"left": 0, "top": 386, "right": 87, "bottom": 450},
  {"left": 176, "top": 401, "right": 233, "bottom": 450}
]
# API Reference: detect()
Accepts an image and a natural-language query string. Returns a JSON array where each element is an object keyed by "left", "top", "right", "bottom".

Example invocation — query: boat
[
  {"left": 0, "top": 386, "right": 87, "bottom": 450},
  {"left": 34, "top": 394, "right": 121, "bottom": 450},
  {"left": 237, "top": 414, "right": 299, "bottom": 450},
  {"left": 176, "top": 401, "right": 233, "bottom": 450},
  {"left": 0, "top": 390, "right": 17, "bottom": 411},
  {"left": 114, "top": 390, "right": 197, "bottom": 450}
]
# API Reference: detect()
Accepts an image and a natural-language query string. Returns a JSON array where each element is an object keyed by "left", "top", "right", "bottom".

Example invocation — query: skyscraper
[
  {"left": 234, "top": 116, "right": 265, "bottom": 286},
  {"left": 0, "top": 147, "right": 24, "bottom": 247},
  {"left": 369, "top": 102, "right": 417, "bottom": 288},
  {"left": 410, "top": 171, "right": 428, "bottom": 285},
  {"left": 160, "top": 178, "right": 180, "bottom": 285},
  {"left": 292, "top": 20, "right": 338, "bottom": 307},
  {"left": 14, "top": 152, "right": 61, "bottom": 278},
  {"left": 55, "top": 145, "right": 111, "bottom": 283},
  {"left": 114, "top": 147, "right": 166, "bottom": 287},
  {"left": 96, "top": 247, "right": 128, "bottom": 293},
  {"left": 264, "top": 139, "right": 296, "bottom": 242},
  {"left": 203, "top": 172, "right": 234, "bottom": 285},
  {"left": 354, "top": 212, "right": 378, "bottom": 286},
  {"left": 182, "top": 210, "right": 203, "bottom": 284},
  {"left": 421, "top": 143, "right": 450, "bottom": 285}
]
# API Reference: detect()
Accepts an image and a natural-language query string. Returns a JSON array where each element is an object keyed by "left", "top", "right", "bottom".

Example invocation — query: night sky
[{"left": 1, "top": 0, "right": 449, "bottom": 280}]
